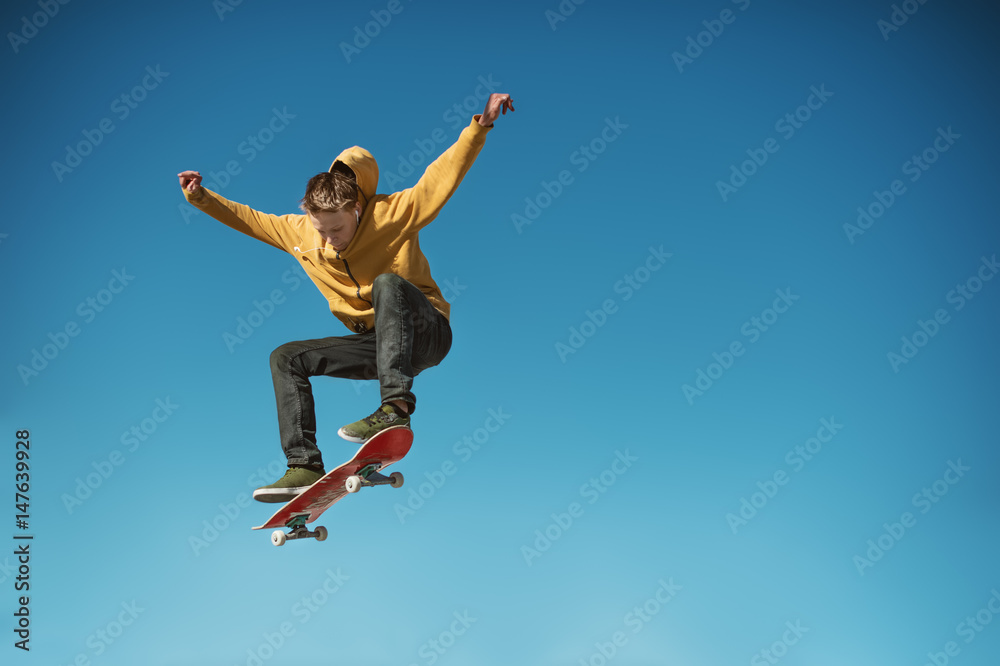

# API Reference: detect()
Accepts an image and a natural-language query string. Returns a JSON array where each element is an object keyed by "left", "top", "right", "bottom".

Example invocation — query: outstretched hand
[
  {"left": 478, "top": 93, "right": 515, "bottom": 127},
  {"left": 177, "top": 170, "right": 202, "bottom": 193}
]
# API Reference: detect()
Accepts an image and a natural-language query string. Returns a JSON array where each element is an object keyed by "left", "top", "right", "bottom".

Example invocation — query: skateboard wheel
[
  {"left": 314, "top": 526, "right": 328, "bottom": 542},
  {"left": 389, "top": 471, "right": 404, "bottom": 488},
  {"left": 345, "top": 475, "right": 362, "bottom": 493},
  {"left": 271, "top": 530, "right": 286, "bottom": 547}
]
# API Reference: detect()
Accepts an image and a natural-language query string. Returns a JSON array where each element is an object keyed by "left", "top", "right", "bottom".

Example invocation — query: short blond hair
[{"left": 300, "top": 171, "right": 358, "bottom": 214}]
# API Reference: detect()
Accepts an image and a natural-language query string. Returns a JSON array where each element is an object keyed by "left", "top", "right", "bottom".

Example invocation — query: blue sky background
[{"left": 2, "top": 0, "right": 999, "bottom": 664}]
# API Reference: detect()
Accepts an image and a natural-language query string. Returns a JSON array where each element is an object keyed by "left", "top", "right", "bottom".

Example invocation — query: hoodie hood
[{"left": 329, "top": 147, "right": 378, "bottom": 209}]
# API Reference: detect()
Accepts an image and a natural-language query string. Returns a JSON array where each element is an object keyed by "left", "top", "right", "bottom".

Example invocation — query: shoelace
[{"left": 363, "top": 406, "right": 395, "bottom": 426}]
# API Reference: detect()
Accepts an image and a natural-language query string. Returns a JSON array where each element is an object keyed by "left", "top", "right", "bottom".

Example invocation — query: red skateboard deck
[{"left": 253, "top": 426, "right": 413, "bottom": 545}]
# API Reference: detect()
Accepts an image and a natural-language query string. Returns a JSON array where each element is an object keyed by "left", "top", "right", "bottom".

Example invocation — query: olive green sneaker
[
  {"left": 338, "top": 404, "right": 410, "bottom": 443},
  {"left": 252, "top": 466, "right": 325, "bottom": 503}
]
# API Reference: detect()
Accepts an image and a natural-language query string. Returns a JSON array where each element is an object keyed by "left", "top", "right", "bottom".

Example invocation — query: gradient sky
[{"left": 2, "top": 0, "right": 999, "bottom": 664}]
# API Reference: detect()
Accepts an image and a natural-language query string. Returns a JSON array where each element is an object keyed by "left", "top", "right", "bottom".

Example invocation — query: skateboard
[{"left": 253, "top": 425, "right": 413, "bottom": 546}]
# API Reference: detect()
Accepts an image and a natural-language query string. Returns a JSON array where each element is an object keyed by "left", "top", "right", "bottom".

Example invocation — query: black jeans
[{"left": 269, "top": 273, "right": 452, "bottom": 468}]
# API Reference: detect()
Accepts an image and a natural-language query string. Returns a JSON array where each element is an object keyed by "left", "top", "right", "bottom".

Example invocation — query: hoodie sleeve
[
  {"left": 183, "top": 186, "right": 299, "bottom": 252},
  {"left": 384, "top": 116, "right": 491, "bottom": 232}
]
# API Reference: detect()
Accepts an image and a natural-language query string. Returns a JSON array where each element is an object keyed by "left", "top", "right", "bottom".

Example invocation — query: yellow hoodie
[{"left": 183, "top": 116, "right": 492, "bottom": 332}]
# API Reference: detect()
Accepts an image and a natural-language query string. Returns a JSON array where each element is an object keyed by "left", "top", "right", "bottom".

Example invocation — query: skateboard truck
[
  {"left": 345, "top": 464, "right": 404, "bottom": 494},
  {"left": 271, "top": 515, "right": 328, "bottom": 547}
]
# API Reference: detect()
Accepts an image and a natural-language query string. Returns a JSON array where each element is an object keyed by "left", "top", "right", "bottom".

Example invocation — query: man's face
[{"left": 310, "top": 207, "right": 359, "bottom": 252}]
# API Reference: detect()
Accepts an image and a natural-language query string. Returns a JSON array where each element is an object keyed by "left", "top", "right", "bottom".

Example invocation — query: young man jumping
[{"left": 177, "top": 92, "right": 513, "bottom": 503}]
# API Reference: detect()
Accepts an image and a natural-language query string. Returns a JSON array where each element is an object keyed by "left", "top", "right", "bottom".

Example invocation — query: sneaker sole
[
  {"left": 337, "top": 426, "right": 366, "bottom": 444},
  {"left": 253, "top": 486, "right": 311, "bottom": 503}
]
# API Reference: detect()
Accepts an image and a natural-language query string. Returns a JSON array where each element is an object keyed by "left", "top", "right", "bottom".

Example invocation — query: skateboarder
[{"left": 177, "top": 93, "right": 514, "bottom": 503}]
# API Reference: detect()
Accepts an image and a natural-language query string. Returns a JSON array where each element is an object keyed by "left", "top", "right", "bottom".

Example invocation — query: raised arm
[
  {"left": 177, "top": 170, "right": 298, "bottom": 251},
  {"left": 384, "top": 93, "right": 514, "bottom": 232}
]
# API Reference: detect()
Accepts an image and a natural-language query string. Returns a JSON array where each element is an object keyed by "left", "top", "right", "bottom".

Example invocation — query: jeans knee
[
  {"left": 373, "top": 273, "right": 405, "bottom": 295},
  {"left": 270, "top": 343, "right": 301, "bottom": 374}
]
